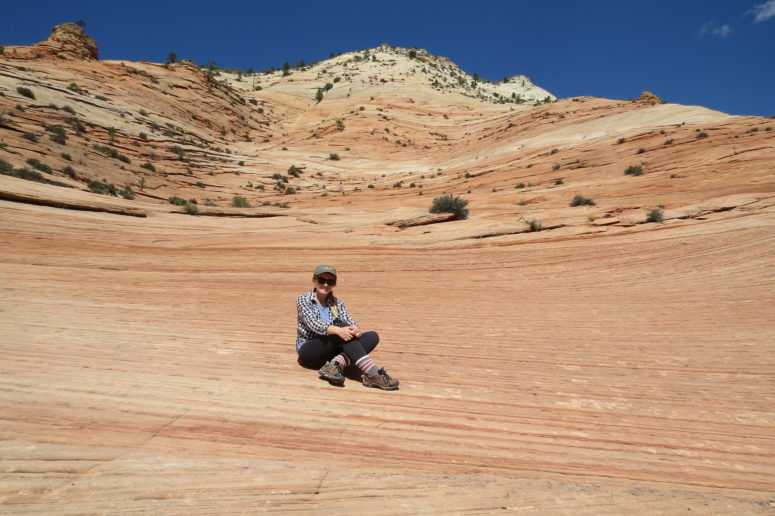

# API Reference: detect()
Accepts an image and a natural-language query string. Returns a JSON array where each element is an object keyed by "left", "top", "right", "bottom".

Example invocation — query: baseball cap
[{"left": 313, "top": 265, "right": 337, "bottom": 277}]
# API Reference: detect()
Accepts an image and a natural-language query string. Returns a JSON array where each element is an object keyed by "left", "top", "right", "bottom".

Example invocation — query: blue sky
[{"left": 4, "top": 0, "right": 774, "bottom": 116}]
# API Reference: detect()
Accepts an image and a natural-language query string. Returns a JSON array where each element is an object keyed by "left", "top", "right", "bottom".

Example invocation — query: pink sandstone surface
[{"left": 1, "top": 25, "right": 774, "bottom": 513}]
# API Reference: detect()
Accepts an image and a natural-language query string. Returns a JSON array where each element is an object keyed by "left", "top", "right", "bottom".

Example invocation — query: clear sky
[{"left": 3, "top": 0, "right": 774, "bottom": 117}]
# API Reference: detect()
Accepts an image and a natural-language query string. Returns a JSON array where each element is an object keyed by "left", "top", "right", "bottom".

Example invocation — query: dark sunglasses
[{"left": 316, "top": 277, "right": 336, "bottom": 286}]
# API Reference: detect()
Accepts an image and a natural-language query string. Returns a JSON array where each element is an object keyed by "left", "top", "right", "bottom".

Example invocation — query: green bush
[
  {"left": 570, "top": 194, "right": 595, "bottom": 207},
  {"left": 67, "top": 83, "right": 82, "bottom": 93},
  {"left": 46, "top": 125, "right": 67, "bottom": 144},
  {"left": 63, "top": 166, "right": 76, "bottom": 178},
  {"left": 117, "top": 186, "right": 134, "bottom": 200},
  {"left": 231, "top": 196, "right": 250, "bottom": 208},
  {"left": 0, "top": 159, "right": 15, "bottom": 175},
  {"left": 430, "top": 193, "right": 469, "bottom": 220},
  {"left": 168, "top": 196, "right": 187, "bottom": 206},
  {"left": 140, "top": 162, "right": 156, "bottom": 172},
  {"left": 9, "top": 168, "right": 45, "bottom": 183},
  {"left": 646, "top": 208, "right": 664, "bottom": 223},
  {"left": 697, "top": 132, "right": 709, "bottom": 139},
  {"left": 329, "top": 153, "right": 340, "bottom": 161},
  {"left": 16, "top": 87, "right": 35, "bottom": 99},
  {"left": 624, "top": 165, "right": 643, "bottom": 176},
  {"left": 288, "top": 165, "right": 302, "bottom": 177},
  {"left": 88, "top": 180, "right": 117, "bottom": 196},
  {"left": 184, "top": 201, "right": 199, "bottom": 215},
  {"left": 22, "top": 133, "right": 39, "bottom": 143},
  {"left": 93, "top": 145, "right": 131, "bottom": 163},
  {"left": 26, "top": 158, "right": 52, "bottom": 174}
]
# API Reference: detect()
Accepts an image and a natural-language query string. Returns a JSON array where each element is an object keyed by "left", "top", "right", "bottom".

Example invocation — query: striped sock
[
  {"left": 355, "top": 356, "right": 379, "bottom": 377},
  {"left": 332, "top": 354, "right": 349, "bottom": 367}
]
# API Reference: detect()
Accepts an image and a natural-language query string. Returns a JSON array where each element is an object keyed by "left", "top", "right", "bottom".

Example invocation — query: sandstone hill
[{"left": 1, "top": 25, "right": 774, "bottom": 514}]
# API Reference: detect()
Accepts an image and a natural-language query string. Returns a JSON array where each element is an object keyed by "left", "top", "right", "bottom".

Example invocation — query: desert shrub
[
  {"left": 117, "top": 185, "right": 134, "bottom": 200},
  {"left": 16, "top": 87, "right": 35, "bottom": 99},
  {"left": 26, "top": 158, "right": 53, "bottom": 174},
  {"left": 697, "top": 132, "right": 709, "bottom": 139},
  {"left": 288, "top": 165, "right": 302, "bottom": 177},
  {"left": 0, "top": 159, "right": 14, "bottom": 175},
  {"left": 637, "top": 148, "right": 646, "bottom": 154},
  {"left": 9, "top": 168, "right": 46, "bottom": 183},
  {"left": 368, "top": 184, "right": 374, "bottom": 189},
  {"left": 231, "top": 196, "right": 250, "bottom": 208},
  {"left": 67, "top": 83, "right": 82, "bottom": 93},
  {"left": 62, "top": 165, "right": 76, "bottom": 178},
  {"left": 555, "top": 178, "right": 564, "bottom": 185},
  {"left": 140, "top": 162, "right": 156, "bottom": 172},
  {"left": 624, "top": 165, "right": 643, "bottom": 176},
  {"left": 93, "top": 145, "right": 130, "bottom": 163},
  {"left": 570, "top": 194, "right": 595, "bottom": 207},
  {"left": 22, "top": 132, "right": 39, "bottom": 143},
  {"left": 168, "top": 196, "right": 187, "bottom": 206},
  {"left": 61, "top": 105, "right": 76, "bottom": 115},
  {"left": 617, "top": 137, "right": 626, "bottom": 144},
  {"left": 65, "top": 116, "right": 85, "bottom": 133},
  {"left": 46, "top": 125, "right": 67, "bottom": 144},
  {"left": 430, "top": 193, "right": 469, "bottom": 220},
  {"left": 527, "top": 219, "right": 543, "bottom": 232},
  {"left": 329, "top": 153, "right": 340, "bottom": 161},
  {"left": 646, "top": 208, "right": 664, "bottom": 223},
  {"left": 184, "top": 201, "right": 199, "bottom": 215},
  {"left": 88, "top": 180, "right": 117, "bottom": 196},
  {"left": 515, "top": 183, "right": 526, "bottom": 189}
]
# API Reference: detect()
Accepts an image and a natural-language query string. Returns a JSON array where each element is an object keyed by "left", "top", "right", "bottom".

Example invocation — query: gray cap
[{"left": 314, "top": 265, "right": 337, "bottom": 277}]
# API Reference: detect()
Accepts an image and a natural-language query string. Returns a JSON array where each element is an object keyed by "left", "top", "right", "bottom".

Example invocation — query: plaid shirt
[{"left": 296, "top": 289, "right": 357, "bottom": 345}]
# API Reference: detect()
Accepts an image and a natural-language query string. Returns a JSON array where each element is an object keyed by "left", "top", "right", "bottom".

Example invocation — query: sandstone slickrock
[{"left": 1, "top": 26, "right": 774, "bottom": 514}]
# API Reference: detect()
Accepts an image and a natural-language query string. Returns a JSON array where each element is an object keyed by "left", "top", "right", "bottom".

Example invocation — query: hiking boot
[
  {"left": 319, "top": 361, "right": 345, "bottom": 385},
  {"left": 362, "top": 367, "right": 399, "bottom": 391}
]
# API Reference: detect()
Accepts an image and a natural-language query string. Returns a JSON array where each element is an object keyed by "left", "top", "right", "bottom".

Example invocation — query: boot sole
[
  {"left": 362, "top": 379, "right": 399, "bottom": 391},
  {"left": 319, "top": 372, "right": 345, "bottom": 385}
]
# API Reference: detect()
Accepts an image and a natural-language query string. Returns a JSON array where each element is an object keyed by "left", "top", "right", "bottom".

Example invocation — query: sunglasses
[{"left": 316, "top": 277, "right": 336, "bottom": 286}]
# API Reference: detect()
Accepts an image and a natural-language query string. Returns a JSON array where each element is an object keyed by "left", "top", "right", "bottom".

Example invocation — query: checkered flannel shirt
[{"left": 296, "top": 289, "right": 357, "bottom": 345}]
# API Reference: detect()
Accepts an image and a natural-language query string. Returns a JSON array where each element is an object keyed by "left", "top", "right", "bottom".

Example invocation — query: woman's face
[{"left": 313, "top": 273, "right": 337, "bottom": 296}]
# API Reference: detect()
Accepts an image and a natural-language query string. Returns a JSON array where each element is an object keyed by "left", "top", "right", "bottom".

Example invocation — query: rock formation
[{"left": 5, "top": 23, "right": 98, "bottom": 61}]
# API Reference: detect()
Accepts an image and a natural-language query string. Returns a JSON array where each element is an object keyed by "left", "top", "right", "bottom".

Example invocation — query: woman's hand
[
  {"left": 329, "top": 325, "right": 353, "bottom": 341},
  {"left": 328, "top": 325, "right": 361, "bottom": 341}
]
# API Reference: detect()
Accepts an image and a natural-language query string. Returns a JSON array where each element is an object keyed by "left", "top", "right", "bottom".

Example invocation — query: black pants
[{"left": 297, "top": 331, "right": 379, "bottom": 369}]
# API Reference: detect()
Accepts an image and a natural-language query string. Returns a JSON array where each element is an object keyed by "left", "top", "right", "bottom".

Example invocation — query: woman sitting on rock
[{"left": 296, "top": 265, "right": 399, "bottom": 390}]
